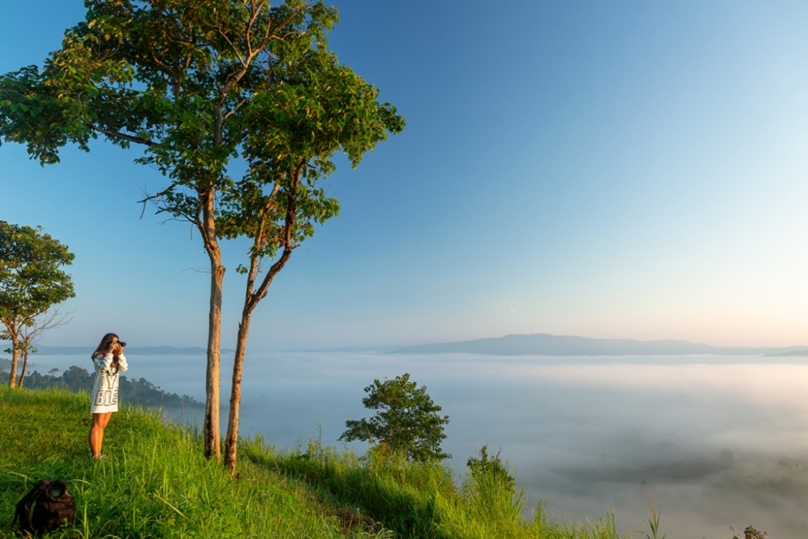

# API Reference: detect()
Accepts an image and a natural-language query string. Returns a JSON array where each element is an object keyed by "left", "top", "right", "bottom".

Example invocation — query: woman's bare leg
[{"left": 89, "top": 412, "right": 113, "bottom": 457}]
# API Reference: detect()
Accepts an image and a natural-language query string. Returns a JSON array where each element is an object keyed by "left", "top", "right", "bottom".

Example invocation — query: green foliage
[
  {"left": 637, "top": 498, "right": 666, "bottom": 539},
  {"left": 464, "top": 445, "right": 525, "bottom": 530},
  {"left": 731, "top": 526, "right": 768, "bottom": 539},
  {"left": 0, "top": 0, "right": 404, "bottom": 261},
  {"left": 253, "top": 438, "right": 455, "bottom": 538},
  {"left": 0, "top": 365, "right": 202, "bottom": 408},
  {"left": 0, "top": 387, "right": 628, "bottom": 539},
  {"left": 247, "top": 435, "right": 625, "bottom": 539},
  {"left": 340, "top": 374, "right": 450, "bottom": 463},
  {"left": 0, "top": 388, "right": 353, "bottom": 538},
  {"left": 0, "top": 221, "right": 74, "bottom": 387},
  {"left": 467, "top": 445, "right": 516, "bottom": 493},
  {"left": 0, "top": 221, "right": 74, "bottom": 323}
]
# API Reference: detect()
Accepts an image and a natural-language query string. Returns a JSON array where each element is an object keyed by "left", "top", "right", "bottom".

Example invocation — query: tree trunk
[
  {"left": 201, "top": 190, "right": 225, "bottom": 462},
  {"left": 204, "top": 260, "right": 225, "bottom": 460},
  {"left": 18, "top": 348, "right": 29, "bottom": 388},
  {"left": 7, "top": 332, "right": 18, "bottom": 389},
  {"left": 224, "top": 310, "right": 253, "bottom": 475},
  {"left": 221, "top": 172, "right": 300, "bottom": 474}
]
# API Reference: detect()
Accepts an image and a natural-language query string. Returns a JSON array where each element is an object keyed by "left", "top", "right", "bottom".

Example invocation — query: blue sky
[{"left": 2, "top": 1, "right": 808, "bottom": 350}]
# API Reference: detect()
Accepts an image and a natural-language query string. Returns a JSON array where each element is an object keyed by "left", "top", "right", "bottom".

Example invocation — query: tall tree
[
  {"left": 0, "top": 222, "right": 75, "bottom": 389},
  {"left": 214, "top": 46, "right": 403, "bottom": 473},
  {"left": 0, "top": 0, "right": 403, "bottom": 462}
]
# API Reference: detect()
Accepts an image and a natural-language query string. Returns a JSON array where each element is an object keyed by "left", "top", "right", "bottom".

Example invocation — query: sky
[{"left": 2, "top": 1, "right": 808, "bottom": 350}]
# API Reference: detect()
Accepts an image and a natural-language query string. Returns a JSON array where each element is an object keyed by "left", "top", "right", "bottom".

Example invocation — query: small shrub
[
  {"left": 732, "top": 526, "right": 768, "bottom": 539},
  {"left": 467, "top": 445, "right": 516, "bottom": 493},
  {"left": 462, "top": 446, "right": 524, "bottom": 529},
  {"left": 339, "top": 373, "right": 450, "bottom": 462}
]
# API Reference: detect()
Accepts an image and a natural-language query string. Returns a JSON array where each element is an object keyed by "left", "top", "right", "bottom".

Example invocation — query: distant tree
[
  {"left": 7, "top": 307, "right": 72, "bottom": 388},
  {"left": 0, "top": 0, "right": 403, "bottom": 466},
  {"left": 0, "top": 365, "right": 203, "bottom": 408},
  {"left": 61, "top": 365, "right": 94, "bottom": 390},
  {"left": 0, "top": 221, "right": 74, "bottom": 388},
  {"left": 340, "top": 374, "right": 450, "bottom": 463}
]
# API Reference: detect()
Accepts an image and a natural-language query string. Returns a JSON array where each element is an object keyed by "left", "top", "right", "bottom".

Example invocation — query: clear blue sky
[{"left": 2, "top": 1, "right": 808, "bottom": 350}]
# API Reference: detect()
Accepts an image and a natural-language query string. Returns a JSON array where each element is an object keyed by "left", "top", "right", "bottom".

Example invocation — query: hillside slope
[{"left": 0, "top": 388, "right": 622, "bottom": 538}]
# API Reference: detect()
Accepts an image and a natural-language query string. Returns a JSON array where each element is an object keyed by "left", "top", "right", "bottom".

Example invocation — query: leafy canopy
[
  {"left": 0, "top": 221, "right": 75, "bottom": 326},
  {"left": 340, "top": 373, "right": 450, "bottom": 463},
  {"left": 0, "top": 0, "right": 404, "bottom": 247},
  {"left": 0, "top": 0, "right": 404, "bottom": 338}
]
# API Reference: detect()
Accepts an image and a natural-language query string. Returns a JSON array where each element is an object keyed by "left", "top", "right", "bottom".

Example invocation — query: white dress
[{"left": 90, "top": 351, "right": 129, "bottom": 413}]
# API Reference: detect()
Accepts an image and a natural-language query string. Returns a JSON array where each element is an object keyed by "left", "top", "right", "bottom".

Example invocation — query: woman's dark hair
[{"left": 91, "top": 333, "right": 119, "bottom": 359}]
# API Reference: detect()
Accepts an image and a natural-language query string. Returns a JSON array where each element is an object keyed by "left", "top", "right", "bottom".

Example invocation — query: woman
[{"left": 89, "top": 333, "right": 128, "bottom": 459}]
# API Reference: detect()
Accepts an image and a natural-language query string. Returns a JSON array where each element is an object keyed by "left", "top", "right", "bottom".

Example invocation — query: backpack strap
[{"left": 13, "top": 480, "right": 48, "bottom": 532}]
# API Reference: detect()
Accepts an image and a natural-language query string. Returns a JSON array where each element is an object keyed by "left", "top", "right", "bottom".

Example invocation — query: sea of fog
[{"left": 24, "top": 351, "right": 808, "bottom": 539}]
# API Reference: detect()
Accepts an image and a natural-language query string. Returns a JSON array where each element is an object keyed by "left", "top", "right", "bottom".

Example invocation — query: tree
[
  {"left": 0, "top": 0, "right": 403, "bottom": 463},
  {"left": 340, "top": 374, "right": 450, "bottom": 463},
  {"left": 217, "top": 43, "right": 403, "bottom": 474},
  {"left": 9, "top": 307, "right": 73, "bottom": 388},
  {"left": 0, "top": 221, "right": 75, "bottom": 388}
]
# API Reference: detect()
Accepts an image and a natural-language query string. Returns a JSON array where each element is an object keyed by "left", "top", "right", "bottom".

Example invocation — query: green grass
[{"left": 0, "top": 387, "right": 627, "bottom": 539}]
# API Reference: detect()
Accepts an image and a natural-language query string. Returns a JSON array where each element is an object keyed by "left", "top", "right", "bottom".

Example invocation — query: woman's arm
[
  {"left": 116, "top": 353, "right": 129, "bottom": 373},
  {"left": 93, "top": 353, "right": 114, "bottom": 373}
]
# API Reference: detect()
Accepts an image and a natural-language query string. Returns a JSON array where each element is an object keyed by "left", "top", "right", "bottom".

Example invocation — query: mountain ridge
[{"left": 392, "top": 333, "right": 808, "bottom": 356}]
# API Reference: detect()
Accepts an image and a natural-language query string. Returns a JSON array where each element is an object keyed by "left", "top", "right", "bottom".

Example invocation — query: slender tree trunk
[
  {"left": 7, "top": 331, "right": 18, "bottom": 389},
  {"left": 204, "top": 260, "right": 225, "bottom": 460},
  {"left": 201, "top": 190, "right": 225, "bottom": 462},
  {"left": 222, "top": 171, "right": 300, "bottom": 474},
  {"left": 224, "top": 310, "right": 253, "bottom": 475},
  {"left": 223, "top": 247, "right": 295, "bottom": 474},
  {"left": 18, "top": 349, "right": 29, "bottom": 388}
]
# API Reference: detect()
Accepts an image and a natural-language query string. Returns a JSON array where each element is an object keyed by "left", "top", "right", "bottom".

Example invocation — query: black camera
[{"left": 118, "top": 341, "right": 127, "bottom": 348}]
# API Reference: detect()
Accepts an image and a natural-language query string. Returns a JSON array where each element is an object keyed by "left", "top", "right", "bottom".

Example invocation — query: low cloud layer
[{"left": 30, "top": 352, "right": 808, "bottom": 538}]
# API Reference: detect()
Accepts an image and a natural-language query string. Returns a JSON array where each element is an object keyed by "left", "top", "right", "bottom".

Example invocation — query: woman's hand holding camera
[{"left": 110, "top": 343, "right": 124, "bottom": 355}]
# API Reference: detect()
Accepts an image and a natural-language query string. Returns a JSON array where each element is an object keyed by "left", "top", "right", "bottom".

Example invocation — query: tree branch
[
  {"left": 86, "top": 123, "right": 154, "bottom": 146},
  {"left": 246, "top": 164, "right": 303, "bottom": 311}
]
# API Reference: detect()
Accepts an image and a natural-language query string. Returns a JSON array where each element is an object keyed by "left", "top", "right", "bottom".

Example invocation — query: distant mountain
[
  {"left": 764, "top": 349, "right": 808, "bottom": 357},
  {"left": 34, "top": 345, "right": 234, "bottom": 356},
  {"left": 393, "top": 333, "right": 808, "bottom": 356}
]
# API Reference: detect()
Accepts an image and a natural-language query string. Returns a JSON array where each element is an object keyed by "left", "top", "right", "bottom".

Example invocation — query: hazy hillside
[
  {"left": 0, "top": 365, "right": 202, "bottom": 408},
  {"left": 394, "top": 333, "right": 808, "bottom": 356},
  {"left": 33, "top": 345, "right": 234, "bottom": 356}
]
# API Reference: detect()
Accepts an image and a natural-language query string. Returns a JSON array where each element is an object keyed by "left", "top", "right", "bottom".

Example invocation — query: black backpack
[{"left": 12, "top": 480, "right": 76, "bottom": 536}]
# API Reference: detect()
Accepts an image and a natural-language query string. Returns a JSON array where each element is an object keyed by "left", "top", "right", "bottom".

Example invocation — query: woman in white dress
[{"left": 89, "top": 333, "right": 128, "bottom": 459}]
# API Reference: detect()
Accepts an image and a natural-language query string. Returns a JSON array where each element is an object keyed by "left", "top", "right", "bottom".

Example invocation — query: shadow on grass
[{"left": 246, "top": 441, "right": 449, "bottom": 539}]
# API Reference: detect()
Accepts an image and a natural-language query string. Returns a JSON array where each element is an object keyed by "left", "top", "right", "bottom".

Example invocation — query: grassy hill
[{"left": 0, "top": 387, "right": 624, "bottom": 538}]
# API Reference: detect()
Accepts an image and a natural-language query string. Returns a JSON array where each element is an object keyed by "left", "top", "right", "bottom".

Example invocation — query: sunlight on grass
[{"left": 1, "top": 387, "right": 626, "bottom": 538}]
